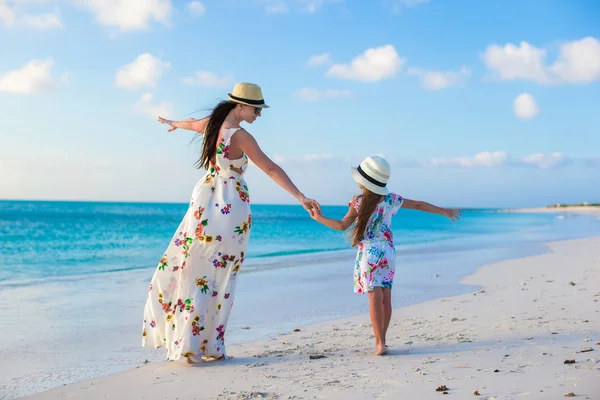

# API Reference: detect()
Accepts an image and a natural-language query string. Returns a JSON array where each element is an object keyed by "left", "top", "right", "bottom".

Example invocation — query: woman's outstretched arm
[
  {"left": 234, "top": 129, "right": 320, "bottom": 213},
  {"left": 158, "top": 116, "right": 208, "bottom": 133}
]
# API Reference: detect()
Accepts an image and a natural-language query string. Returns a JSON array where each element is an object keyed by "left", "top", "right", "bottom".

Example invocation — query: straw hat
[
  {"left": 228, "top": 82, "right": 270, "bottom": 108},
  {"left": 351, "top": 156, "right": 391, "bottom": 195}
]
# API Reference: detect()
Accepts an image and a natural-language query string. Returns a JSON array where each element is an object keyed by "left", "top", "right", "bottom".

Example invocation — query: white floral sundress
[
  {"left": 351, "top": 193, "right": 404, "bottom": 294},
  {"left": 142, "top": 127, "right": 251, "bottom": 362}
]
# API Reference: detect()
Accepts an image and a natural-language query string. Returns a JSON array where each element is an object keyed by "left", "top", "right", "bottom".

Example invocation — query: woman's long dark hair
[
  {"left": 194, "top": 100, "right": 237, "bottom": 170},
  {"left": 350, "top": 187, "right": 384, "bottom": 247}
]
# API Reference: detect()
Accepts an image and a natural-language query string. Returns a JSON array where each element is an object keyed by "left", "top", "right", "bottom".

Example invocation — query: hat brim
[
  {"left": 228, "top": 94, "right": 270, "bottom": 108},
  {"left": 351, "top": 167, "right": 388, "bottom": 195}
]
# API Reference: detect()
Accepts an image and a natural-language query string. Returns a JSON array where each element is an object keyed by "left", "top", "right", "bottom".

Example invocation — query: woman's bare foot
[
  {"left": 186, "top": 357, "right": 200, "bottom": 364},
  {"left": 201, "top": 354, "right": 232, "bottom": 362},
  {"left": 376, "top": 343, "right": 388, "bottom": 356}
]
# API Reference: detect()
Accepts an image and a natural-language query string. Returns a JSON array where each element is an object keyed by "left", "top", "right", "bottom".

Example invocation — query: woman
[{"left": 142, "top": 82, "right": 320, "bottom": 363}]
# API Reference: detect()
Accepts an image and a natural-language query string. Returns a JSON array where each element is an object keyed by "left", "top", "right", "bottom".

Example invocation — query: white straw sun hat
[
  {"left": 351, "top": 156, "right": 391, "bottom": 195},
  {"left": 227, "top": 82, "right": 270, "bottom": 108}
]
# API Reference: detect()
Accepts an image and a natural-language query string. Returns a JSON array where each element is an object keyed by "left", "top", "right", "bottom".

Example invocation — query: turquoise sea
[
  {"left": 1, "top": 200, "right": 599, "bottom": 399},
  {"left": 2, "top": 200, "right": 599, "bottom": 284}
]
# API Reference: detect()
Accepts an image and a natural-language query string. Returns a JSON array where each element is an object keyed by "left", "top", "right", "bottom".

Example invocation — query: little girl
[{"left": 309, "top": 156, "right": 461, "bottom": 356}]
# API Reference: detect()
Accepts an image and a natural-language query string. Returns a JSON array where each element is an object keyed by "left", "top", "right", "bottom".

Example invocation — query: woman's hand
[
  {"left": 157, "top": 117, "right": 202, "bottom": 132},
  {"left": 300, "top": 196, "right": 321, "bottom": 215},
  {"left": 158, "top": 116, "right": 177, "bottom": 132}
]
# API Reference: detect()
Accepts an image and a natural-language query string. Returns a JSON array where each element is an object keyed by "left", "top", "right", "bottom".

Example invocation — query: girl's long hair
[
  {"left": 350, "top": 187, "right": 384, "bottom": 247},
  {"left": 194, "top": 100, "right": 238, "bottom": 170}
]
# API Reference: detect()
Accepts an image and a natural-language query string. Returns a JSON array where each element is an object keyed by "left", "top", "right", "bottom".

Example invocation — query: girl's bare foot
[{"left": 376, "top": 343, "right": 388, "bottom": 356}]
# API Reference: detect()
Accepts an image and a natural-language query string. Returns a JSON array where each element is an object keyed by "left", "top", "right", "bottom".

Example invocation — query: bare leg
[
  {"left": 382, "top": 288, "right": 392, "bottom": 345},
  {"left": 368, "top": 287, "right": 387, "bottom": 355}
]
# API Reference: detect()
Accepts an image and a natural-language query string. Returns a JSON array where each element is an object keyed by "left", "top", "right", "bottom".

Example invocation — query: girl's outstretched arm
[
  {"left": 402, "top": 199, "right": 462, "bottom": 222},
  {"left": 309, "top": 205, "right": 357, "bottom": 231}
]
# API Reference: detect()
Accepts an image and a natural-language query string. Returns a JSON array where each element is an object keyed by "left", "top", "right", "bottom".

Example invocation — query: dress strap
[{"left": 222, "top": 127, "right": 243, "bottom": 144}]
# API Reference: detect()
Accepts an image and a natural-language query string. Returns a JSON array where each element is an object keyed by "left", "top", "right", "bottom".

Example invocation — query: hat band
[
  {"left": 357, "top": 165, "right": 386, "bottom": 188},
  {"left": 229, "top": 94, "right": 265, "bottom": 105}
]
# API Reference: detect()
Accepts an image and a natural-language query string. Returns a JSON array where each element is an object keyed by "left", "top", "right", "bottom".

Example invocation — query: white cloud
[
  {"left": 0, "top": 58, "right": 58, "bottom": 94},
  {"left": 132, "top": 92, "right": 173, "bottom": 119},
  {"left": 75, "top": 0, "right": 172, "bottom": 31},
  {"left": 0, "top": 1, "right": 63, "bottom": 29},
  {"left": 407, "top": 65, "right": 471, "bottom": 90},
  {"left": 549, "top": 37, "right": 600, "bottom": 84},
  {"left": 424, "top": 151, "right": 572, "bottom": 169},
  {"left": 482, "top": 37, "right": 600, "bottom": 85},
  {"left": 182, "top": 71, "right": 233, "bottom": 88},
  {"left": 0, "top": 2, "right": 17, "bottom": 26},
  {"left": 327, "top": 45, "right": 404, "bottom": 82},
  {"left": 264, "top": 1, "right": 288, "bottom": 13},
  {"left": 187, "top": 1, "right": 205, "bottom": 16},
  {"left": 115, "top": 53, "right": 170, "bottom": 89},
  {"left": 21, "top": 10, "right": 62, "bottom": 29},
  {"left": 422, "top": 152, "right": 577, "bottom": 169},
  {"left": 307, "top": 53, "right": 332, "bottom": 67},
  {"left": 522, "top": 153, "right": 569, "bottom": 169},
  {"left": 513, "top": 93, "right": 540, "bottom": 119},
  {"left": 424, "top": 151, "right": 508, "bottom": 168},
  {"left": 482, "top": 41, "right": 550, "bottom": 84},
  {"left": 3, "top": 0, "right": 175, "bottom": 31},
  {"left": 294, "top": 88, "right": 351, "bottom": 101}
]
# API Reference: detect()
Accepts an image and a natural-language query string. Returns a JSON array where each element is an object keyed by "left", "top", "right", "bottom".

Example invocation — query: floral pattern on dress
[
  {"left": 351, "top": 193, "right": 403, "bottom": 294},
  {"left": 142, "top": 127, "right": 252, "bottom": 362}
]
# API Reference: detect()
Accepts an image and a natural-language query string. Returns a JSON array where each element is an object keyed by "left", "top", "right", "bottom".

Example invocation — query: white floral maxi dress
[{"left": 142, "top": 128, "right": 252, "bottom": 362}]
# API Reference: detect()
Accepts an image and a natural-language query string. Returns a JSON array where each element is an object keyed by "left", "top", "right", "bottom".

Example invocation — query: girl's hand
[
  {"left": 158, "top": 116, "right": 177, "bottom": 132},
  {"left": 308, "top": 204, "right": 322, "bottom": 221},
  {"left": 444, "top": 208, "right": 462, "bottom": 222}
]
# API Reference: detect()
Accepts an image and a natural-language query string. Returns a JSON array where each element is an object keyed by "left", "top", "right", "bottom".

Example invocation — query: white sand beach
[{"left": 22, "top": 237, "right": 600, "bottom": 400}]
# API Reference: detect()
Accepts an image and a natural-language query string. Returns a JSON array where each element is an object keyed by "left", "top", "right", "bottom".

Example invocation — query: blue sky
[{"left": 0, "top": 0, "right": 599, "bottom": 207}]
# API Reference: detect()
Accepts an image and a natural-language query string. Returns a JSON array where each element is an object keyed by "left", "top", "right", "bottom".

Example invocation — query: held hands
[
  {"left": 308, "top": 202, "right": 322, "bottom": 221},
  {"left": 300, "top": 196, "right": 321, "bottom": 218},
  {"left": 444, "top": 208, "right": 462, "bottom": 222}
]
